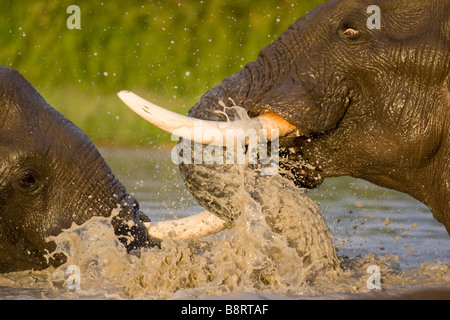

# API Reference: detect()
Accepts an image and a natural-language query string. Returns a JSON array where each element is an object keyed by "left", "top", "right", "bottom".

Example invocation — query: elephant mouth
[
  {"left": 278, "top": 138, "right": 324, "bottom": 189},
  {"left": 117, "top": 90, "right": 321, "bottom": 240},
  {"left": 118, "top": 90, "right": 324, "bottom": 187}
]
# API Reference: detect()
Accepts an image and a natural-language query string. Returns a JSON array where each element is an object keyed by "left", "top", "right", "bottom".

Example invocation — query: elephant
[
  {"left": 119, "top": 0, "right": 450, "bottom": 235},
  {"left": 0, "top": 66, "right": 154, "bottom": 273}
]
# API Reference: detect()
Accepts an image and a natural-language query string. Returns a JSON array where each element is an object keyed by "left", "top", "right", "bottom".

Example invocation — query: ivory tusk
[
  {"left": 117, "top": 90, "right": 296, "bottom": 146},
  {"left": 144, "top": 211, "right": 228, "bottom": 240}
]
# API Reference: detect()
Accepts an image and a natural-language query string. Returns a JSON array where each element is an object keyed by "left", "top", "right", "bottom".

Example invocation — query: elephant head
[
  {"left": 120, "top": 0, "right": 450, "bottom": 236},
  {"left": 0, "top": 66, "right": 152, "bottom": 273}
]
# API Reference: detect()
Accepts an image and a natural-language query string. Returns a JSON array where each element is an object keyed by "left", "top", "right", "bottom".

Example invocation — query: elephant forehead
[
  {"left": 2, "top": 102, "right": 91, "bottom": 157},
  {"left": 0, "top": 66, "right": 75, "bottom": 141},
  {"left": 0, "top": 109, "right": 50, "bottom": 157},
  {"left": 0, "top": 98, "right": 32, "bottom": 133}
]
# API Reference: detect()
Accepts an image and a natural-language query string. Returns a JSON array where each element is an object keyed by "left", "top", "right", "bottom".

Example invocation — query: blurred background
[{"left": 1, "top": 0, "right": 326, "bottom": 146}]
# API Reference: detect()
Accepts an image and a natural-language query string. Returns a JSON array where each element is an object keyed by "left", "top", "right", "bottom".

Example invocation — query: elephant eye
[
  {"left": 16, "top": 170, "right": 40, "bottom": 192},
  {"left": 342, "top": 27, "right": 360, "bottom": 40}
]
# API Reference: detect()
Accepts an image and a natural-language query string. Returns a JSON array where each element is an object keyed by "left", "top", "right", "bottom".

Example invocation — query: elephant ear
[
  {"left": 380, "top": 0, "right": 436, "bottom": 40},
  {"left": 443, "top": 1, "right": 450, "bottom": 90},
  {"left": 383, "top": 0, "right": 450, "bottom": 43},
  {"left": 445, "top": 1, "right": 450, "bottom": 42}
]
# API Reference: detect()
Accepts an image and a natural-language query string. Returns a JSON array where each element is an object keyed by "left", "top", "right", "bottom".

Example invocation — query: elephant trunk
[
  {"left": 117, "top": 67, "right": 300, "bottom": 233},
  {"left": 114, "top": 198, "right": 155, "bottom": 251},
  {"left": 47, "top": 131, "right": 154, "bottom": 254},
  {"left": 177, "top": 70, "right": 259, "bottom": 224}
]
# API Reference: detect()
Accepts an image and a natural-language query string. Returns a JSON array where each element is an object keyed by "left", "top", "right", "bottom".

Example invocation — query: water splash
[{"left": 47, "top": 168, "right": 341, "bottom": 299}]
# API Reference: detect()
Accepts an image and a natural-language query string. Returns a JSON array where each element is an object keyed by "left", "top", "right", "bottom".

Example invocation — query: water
[
  {"left": 0, "top": 146, "right": 449, "bottom": 299},
  {"left": 105, "top": 147, "right": 450, "bottom": 270}
]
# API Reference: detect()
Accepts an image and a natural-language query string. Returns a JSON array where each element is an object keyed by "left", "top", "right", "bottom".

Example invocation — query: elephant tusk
[
  {"left": 117, "top": 90, "right": 296, "bottom": 146},
  {"left": 144, "top": 211, "right": 228, "bottom": 240}
]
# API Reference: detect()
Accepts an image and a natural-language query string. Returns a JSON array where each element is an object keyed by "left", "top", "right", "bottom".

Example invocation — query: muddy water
[{"left": 0, "top": 147, "right": 449, "bottom": 300}]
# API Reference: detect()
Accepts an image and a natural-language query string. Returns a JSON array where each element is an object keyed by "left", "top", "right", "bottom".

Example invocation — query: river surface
[{"left": 0, "top": 147, "right": 449, "bottom": 300}]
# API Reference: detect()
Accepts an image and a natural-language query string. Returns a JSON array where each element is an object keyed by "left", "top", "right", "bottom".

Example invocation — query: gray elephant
[
  {"left": 0, "top": 66, "right": 153, "bottom": 273},
  {"left": 120, "top": 0, "right": 450, "bottom": 235}
]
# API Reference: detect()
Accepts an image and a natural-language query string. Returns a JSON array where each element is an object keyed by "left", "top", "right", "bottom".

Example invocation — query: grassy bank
[{"left": 1, "top": 0, "right": 326, "bottom": 146}]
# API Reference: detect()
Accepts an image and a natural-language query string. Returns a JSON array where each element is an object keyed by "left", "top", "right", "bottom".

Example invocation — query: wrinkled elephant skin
[{"left": 179, "top": 0, "right": 450, "bottom": 234}]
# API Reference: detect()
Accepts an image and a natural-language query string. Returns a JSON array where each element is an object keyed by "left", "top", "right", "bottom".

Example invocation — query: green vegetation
[{"left": 1, "top": 0, "right": 326, "bottom": 146}]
